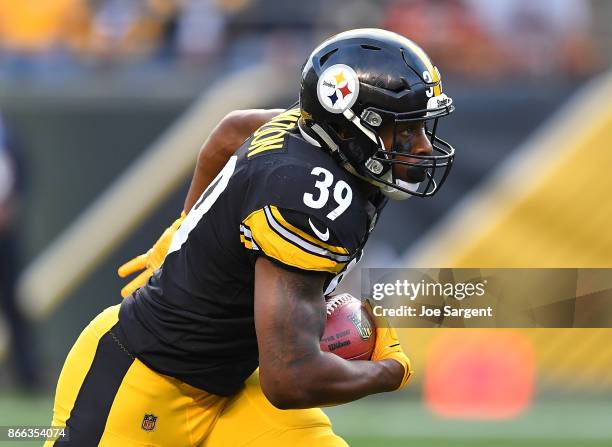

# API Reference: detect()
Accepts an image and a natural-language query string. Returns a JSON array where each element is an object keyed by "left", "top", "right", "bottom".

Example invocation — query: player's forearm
[
  {"left": 255, "top": 257, "right": 406, "bottom": 409},
  {"left": 268, "top": 353, "right": 404, "bottom": 409},
  {"left": 184, "top": 109, "right": 283, "bottom": 212}
]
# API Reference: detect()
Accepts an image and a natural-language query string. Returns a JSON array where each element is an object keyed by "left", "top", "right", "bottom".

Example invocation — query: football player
[{"left": 46, "top": 29, "right": 454, "bottom": 446}]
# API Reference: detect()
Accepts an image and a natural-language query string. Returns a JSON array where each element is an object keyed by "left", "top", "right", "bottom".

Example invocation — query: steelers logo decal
[{"left": 317, "top": 64, "right": 360, "bottom": 114}]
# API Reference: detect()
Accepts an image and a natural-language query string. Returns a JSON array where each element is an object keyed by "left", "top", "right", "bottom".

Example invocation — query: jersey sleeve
[
  {"left": 240, "top": 205, "right": 352, "bottom": 273},
  {"left": 239, "top": 149, "right": 368, "bottom": 274}
]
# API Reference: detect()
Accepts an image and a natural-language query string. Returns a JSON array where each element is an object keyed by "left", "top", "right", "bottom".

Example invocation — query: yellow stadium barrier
[{"left": 402, "top": 70, "right": 612, "bottom": 392}]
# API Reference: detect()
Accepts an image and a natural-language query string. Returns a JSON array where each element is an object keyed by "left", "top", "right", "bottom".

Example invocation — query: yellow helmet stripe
[{"left": 402, "top": 39, "right": 442, "bottom": 97}]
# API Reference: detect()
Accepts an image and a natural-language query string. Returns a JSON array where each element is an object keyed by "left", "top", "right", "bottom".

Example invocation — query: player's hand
[
  {"left": 371, "top": 323, "right": 413, "bottom": 391},
  {"left": 117, "top": 212, "right": 186, "bottom": 298}
]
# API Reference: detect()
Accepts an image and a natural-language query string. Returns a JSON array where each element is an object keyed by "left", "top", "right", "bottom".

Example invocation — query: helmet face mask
[
  {"left": 361, "top": 105, "right": 455, "bottom": 198},
  {"left": 300, "top": 28, "right": 456, "bottom": 199}
]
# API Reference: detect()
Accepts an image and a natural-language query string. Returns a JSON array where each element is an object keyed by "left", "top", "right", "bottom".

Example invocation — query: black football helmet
[{"left": 299, "top": 28, "right": 455, "bottom": 199}]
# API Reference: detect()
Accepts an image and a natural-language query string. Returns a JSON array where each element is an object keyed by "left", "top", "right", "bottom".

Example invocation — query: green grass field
[
  {"left": 1, "top": 393, "right": 611, "bottom": 446},
  {"left": 325, "top": 395, "right": 612, "bottom": 447},
  {"left": 345, "top": 438, "right": 612, "bottom": 447}
]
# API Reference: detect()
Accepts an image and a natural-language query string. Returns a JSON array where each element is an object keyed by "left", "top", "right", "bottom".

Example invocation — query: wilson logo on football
[{"left": 317, "top": 64, "right": 360, "bottom": 114}]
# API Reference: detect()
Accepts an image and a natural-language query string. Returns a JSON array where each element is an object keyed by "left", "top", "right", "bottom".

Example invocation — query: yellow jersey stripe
[
  {"left": 240, "top": 234, "right": 254, "bottom": 250},
  {"left": 242, "top": 208, "right": 348, "bottom": 274},
  {"left": 261, "top": 207, "right": 350, "bottom": 263},
  {"left": 269, "top": 206, "right": 349, "bottom": 255}
]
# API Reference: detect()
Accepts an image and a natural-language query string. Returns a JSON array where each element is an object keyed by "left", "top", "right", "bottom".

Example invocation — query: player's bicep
[{"left": 254, "top": 257, "right": 327, "bottom": 404}]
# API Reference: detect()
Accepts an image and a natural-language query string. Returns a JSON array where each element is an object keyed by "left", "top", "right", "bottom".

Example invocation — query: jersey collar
[{"left": 297, "top": 119, "right": 322, "bottom": 147}]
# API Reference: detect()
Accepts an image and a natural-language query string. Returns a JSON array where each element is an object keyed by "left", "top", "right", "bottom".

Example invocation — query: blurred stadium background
[{"left": 0, "top": 0, "right": 611, "bottom": 446}]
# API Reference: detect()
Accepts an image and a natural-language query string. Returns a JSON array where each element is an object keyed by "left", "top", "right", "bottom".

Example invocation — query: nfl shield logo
[
  {"left": 141, "top": 414, "right": 157, "bottom": 431},
  {"left": 348, "top": 311, "right": 373, "bottom": 340}
]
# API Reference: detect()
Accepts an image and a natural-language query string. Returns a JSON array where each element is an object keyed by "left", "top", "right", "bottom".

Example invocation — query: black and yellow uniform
[
  {"left": 46, "top": 305, "right": 227, "bottom": 446},
  {"left": 48, "top": 109, "right": 385, "bottom": 446},
  {"left": 120, "top": 108, "right": 385, "bottom": 397}
]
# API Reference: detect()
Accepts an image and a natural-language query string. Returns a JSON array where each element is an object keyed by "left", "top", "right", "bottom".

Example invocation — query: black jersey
[{"left": 119, "top": 108, "right": 386, "bottom": 396}]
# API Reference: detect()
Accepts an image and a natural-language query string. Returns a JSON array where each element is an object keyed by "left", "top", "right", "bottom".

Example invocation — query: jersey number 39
[{"left": 303, "top": 167, "right": 352, "bottom": 221}]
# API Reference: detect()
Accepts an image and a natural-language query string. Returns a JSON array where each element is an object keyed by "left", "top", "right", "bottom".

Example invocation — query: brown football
[{"left": 320, "top": 293, "right": 376, "bottom": 360}]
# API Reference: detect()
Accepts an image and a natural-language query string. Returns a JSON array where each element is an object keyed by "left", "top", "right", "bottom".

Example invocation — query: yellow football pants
[
  {"left": 46, "top": 304, "right": 348, "bottom": 446},
  {"left": 202, "top": 369, "right": 349, "bottom": 447}
]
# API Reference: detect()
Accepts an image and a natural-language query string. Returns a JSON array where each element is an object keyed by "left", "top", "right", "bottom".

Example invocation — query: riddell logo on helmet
[
  {"left": 317, "top": 64, "right": 360, "bottom": 114},
  {"left": 427, "top": 93, "right": 452, "bottom": 110}
]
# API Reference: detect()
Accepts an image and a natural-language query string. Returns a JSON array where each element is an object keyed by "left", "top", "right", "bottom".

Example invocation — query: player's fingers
[
  {"left": 117, "top": 254, "right": 148, "bottom": 277},
  {"left": 120, "top": 269, "right": 153, "bottom": 298},
  {"left": 376, "top": 326, "right": 398, "bottom": 345},
  {"left": 120, "top": 282, "right": 136, "bottom": 299}
]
